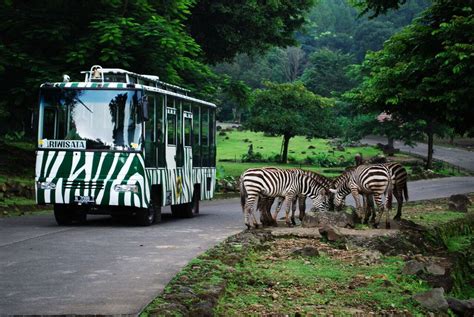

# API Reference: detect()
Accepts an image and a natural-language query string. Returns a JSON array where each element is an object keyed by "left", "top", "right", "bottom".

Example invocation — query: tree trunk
[
  {"left": 426, "top": 121, "right": 434, "bottom": 170},
  {"left": 281, "top": 134, "right": 291, "bottom": 163},
  {"left": 387, "top": 137, "right": 394, "bottom": 149}
]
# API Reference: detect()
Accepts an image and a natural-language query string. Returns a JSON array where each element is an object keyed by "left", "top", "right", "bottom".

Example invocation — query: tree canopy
[
  {"left": 246, "top": 82, "right": 333, "bottom": 162},
  {"left": 346, "top": 0, "right": 474, "bottom": 167},
  {"left": 188, "top": 0, "right": 315, "bottom": 63}
]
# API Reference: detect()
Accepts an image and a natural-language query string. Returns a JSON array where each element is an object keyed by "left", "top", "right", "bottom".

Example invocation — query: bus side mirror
[{"left": 140, "top": 96, "right": 149, "bottom": 121}]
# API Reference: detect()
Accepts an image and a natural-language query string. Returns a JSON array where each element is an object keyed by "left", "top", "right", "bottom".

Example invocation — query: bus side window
[
  {"left": 201, "top": 107, "right": 209, "bottom": 167},
  {"left": 144, "top": 94, "right": 156, "bottom": 167},
  {"left": 167, "top": 111, "right": 177, "bottom": 145},
  {"left": 184, "top": 116, "right": 192, "bottom": 147},
  {"left": 43, "top": 108, "right": 57, "bottom": 139},
  {"left": 192, "top": 104, "right": 201, "bottom": 167},
  {"left": 209, "top": 108, "right": 216, "bottom": 167},
  {"left": 176, "top": 99, "right": 184, "bottom": 167},
  {"left": 157, "top": 94, "right": 166, "bottom": 167}
]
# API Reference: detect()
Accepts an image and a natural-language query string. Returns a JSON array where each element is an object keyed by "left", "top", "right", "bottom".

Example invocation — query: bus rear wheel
[
  {"left": 54, "top": 204, "right": 86, "bottom": 226},
  {"left": 171, "top": 191, "right": 199, "bottom": 218}
]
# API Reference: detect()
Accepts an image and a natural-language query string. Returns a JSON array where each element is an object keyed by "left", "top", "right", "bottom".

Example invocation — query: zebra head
[
  {"left": 308, "top": 187, "right": 329, "bottom": 212},
  {"left": 329, "top": 187, "right": 346, "bottom": 211},
  {"left": 330, "top": 172, "right": 351, "bottom": 211}
]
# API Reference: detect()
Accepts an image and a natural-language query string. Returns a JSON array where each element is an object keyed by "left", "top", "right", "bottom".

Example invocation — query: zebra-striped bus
[{"left": 35, "top": 65, "right": 216, "bottom": 226}]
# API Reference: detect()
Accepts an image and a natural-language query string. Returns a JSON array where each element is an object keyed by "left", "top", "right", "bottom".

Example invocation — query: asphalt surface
[
  {"left": 362, "top": 136, "right": 474, "bottom": 172},
  {"left": 1, "top": 176, "right": 474, "bottom": 315}
]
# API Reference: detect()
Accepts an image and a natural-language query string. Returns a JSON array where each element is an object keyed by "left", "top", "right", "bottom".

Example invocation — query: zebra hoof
[
  {"left": 255, "top": 223, "right": 260, "bottom": 229},
  {"left": 291, "top": 218, "right": 296, "bottom": 226},
  {"left": 246, "top": 224, "right": 251, "bottom": 230},
  {"left": 386, "top": 222, "right": 391, "bottom": 229},
  {"left": 393, "top": 216, "right": 401, "bottom": 221}
]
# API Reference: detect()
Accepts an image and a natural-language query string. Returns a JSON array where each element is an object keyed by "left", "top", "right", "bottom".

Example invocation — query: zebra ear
[{"left": 329, "top": 188, "right": 337, "bottom": 194}]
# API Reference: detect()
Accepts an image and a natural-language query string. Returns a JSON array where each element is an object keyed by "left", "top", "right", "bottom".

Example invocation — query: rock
[
  {"left": 355, "top": 250, "right": 382, "bottom": 265},
  {"left": 269, "top": 227, "right": 322, "bottom": 239},
  {"left": 291, "top": 245, "right": 320, "bottom": 257},
  {"left": 448, "top": 194, "right": 471, "bottom": 212},
  {"left": 189, "top": 301, "right": 214, "bottom": 317},
  {"left": 447, "top": 297, "right": 474, "bottom": 316},
  {"left": 149, "top": 303, "right": 188, "bottom": 316},
  {"left": 413, "top": 288, "right": 449, "bottom": 312},
  {"left": 402, "top": 260, "right": 425, "bottom": 275},
  {"left": 319, "top": 224, "right": 345, "bottom": 242},
  {"left": 303, "top": 211, "right": 355, "bottom": 228},
  {"left": 426, "top": 263, "right": 445, "bottom": 276}
]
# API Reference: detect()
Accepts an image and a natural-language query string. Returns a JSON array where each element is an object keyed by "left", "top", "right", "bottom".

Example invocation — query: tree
[
  {"left": 220, "top": 77, "right": 251, "bottom": 123},
  {"left": 346, "top": 0, "right": 474, "bottom": 169},
  {"left": 187, "top": 0, "right": 315, "bottom": 63},
  {"left": 301, "top": 48, "right": 356, "bottom": 97},
  {"left": 0, "top": 0, "right": 213, "bottom": 135},
  {"left": 246, "top": 82, "right": 332, "bottom": 163}
]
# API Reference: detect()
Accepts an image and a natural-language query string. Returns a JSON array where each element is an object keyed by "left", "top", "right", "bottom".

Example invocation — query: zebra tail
[
  {"left": 240, "top": 180, "right": 247, "bottom": 212},
  {"left": 386, "top": 178, "right": 393, "bottom": 210},
  {"left": 403, "top": 182, "right": 409, "bottom": 202}
]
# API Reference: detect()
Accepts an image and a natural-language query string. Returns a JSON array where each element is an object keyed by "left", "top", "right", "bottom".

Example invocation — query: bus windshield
[{"left": 39, "top": 88, "right": 143, "bottom": 151}]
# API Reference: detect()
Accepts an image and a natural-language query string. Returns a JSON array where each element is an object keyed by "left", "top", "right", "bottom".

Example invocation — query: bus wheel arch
[{"left": 171, "top": 184, "right": 200, "bottom": 218}]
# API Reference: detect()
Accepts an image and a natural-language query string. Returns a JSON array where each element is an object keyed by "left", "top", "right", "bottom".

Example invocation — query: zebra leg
[
  {"left": 291, "top": 196, "right": 298, "bottom": 225},
  {"left": 298, "top": 196, "right": 306, "bottom": 222},
  {"left": 393, "top": 186, "right": 403, "bottom": 220},
  {"left": 351, "top": 189, "right": 363, "bottom": 219},
  {"left": 373, "top": 194, "right": 385, "bottom": 228},
  {"left": 284, "top": 195, "right": 294, "bottom": 227},
  {"left": 244, "top": 196, "right": 258, "bottom": 229},
  {"left": 272, "top": 197, "right": 285, "bottom": 221},
  {"left": 259, "top": 197, "right": 275, "bottom": 226}
]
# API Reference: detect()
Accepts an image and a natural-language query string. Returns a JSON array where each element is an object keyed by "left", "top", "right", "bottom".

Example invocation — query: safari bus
[{"left": 35, "top": 65, "right": 216, "bottom": 226}]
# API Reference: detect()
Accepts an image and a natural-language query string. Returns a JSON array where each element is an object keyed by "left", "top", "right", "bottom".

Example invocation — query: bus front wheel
[
  {"left": 54, "top": 204, "right": 86, "bottom": 226},
  {"left": 135, "top": 204, "right": 158, "bottom": 226}
]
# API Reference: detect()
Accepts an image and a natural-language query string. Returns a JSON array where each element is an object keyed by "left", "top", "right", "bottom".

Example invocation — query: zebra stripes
[
  {"left": 240, "top": 167, "right": 329, "bottom": 228},
  {"left": 35, "top": 148, "right": 215, "bottom": 209},
  {"left": 330, "top": 164, "right": 393, "bottom": 227}
]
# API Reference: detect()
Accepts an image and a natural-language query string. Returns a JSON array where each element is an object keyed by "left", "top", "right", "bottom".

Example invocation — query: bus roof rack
[{"left": 80, "top": 65, "right": 190, "bottom": 94}]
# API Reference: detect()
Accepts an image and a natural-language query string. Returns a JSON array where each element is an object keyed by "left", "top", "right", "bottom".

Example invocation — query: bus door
[{"left": 165, "top": 102, "right": 177, "bottom": 170}]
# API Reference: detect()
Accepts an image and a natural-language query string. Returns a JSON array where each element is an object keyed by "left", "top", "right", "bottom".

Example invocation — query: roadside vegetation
[{"left": 142, "top": 195, "right": 474, "bottom": 316}]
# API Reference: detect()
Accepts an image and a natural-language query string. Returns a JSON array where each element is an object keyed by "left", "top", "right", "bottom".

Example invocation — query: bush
[{"left": 241, "top": 151, "right": 264, "bottom": 162}]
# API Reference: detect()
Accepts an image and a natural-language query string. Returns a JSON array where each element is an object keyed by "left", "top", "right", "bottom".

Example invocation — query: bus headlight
[
  {"left": 37, "top": 181, "right": 56, "bottom": 190},
  {"left": 114, "top": 184, "right": 138, "bottom": 193}
]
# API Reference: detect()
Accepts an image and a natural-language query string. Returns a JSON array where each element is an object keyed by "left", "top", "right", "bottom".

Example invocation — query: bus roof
[{"left": 40, "top": 81, "right": 216, "bottom": 108}]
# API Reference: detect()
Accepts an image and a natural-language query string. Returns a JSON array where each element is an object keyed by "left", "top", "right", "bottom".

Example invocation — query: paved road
[
  {"left": 362, "top": 136, "right": 474, "bottom": 172},
  {"left": 1, "top": 177, "right": 474, "bottom": 315}
]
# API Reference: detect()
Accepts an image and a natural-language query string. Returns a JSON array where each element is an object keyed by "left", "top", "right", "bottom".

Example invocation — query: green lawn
[
  {"left": 217, "top": 130, "right": 382, "bottom": 178},
  {"left": 217, "top": 130, "right": 380, "bottom": 162}
]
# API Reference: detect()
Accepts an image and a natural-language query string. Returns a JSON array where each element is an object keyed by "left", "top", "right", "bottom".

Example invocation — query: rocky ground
[{"left": 141, "top": 195, "right": 474, "bottom": 317}]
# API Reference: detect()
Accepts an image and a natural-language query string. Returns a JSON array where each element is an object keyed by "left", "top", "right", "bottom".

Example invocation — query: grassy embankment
[{"left": 142, "top": 195, "right": 474, "bottom": 316}]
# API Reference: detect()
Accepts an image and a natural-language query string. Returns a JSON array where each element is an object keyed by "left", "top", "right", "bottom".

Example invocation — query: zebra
[
  {"left": 270, "top": 169, "right": 333, "bottom": 224},
  {"left": 330, "top": 164, "right": 393, "bottom": 228},
  {"left": 361, "top": 162, "right": 409, "bottom": 223},
  {"left": 240, "top": 167, "right": 329, "bottom": 228}
]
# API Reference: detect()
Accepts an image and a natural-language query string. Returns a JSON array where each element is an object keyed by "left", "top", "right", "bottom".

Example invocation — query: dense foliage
[
  {"left": 347, "top": 0, "right": 474, "bottom": 168},
  {"left": 0, "top": 0, "right": 212, "bottom": 135},
  {"left": 188, "top": 0, "right": 315, "bottom": 63},
  {"left": 0, "top": 0, "right": 317, "bottom": 136}
]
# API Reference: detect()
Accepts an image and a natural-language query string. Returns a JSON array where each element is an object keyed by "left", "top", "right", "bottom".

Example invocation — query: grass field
[{"left": 217, "top": 130, "right": 383, "bottom": 178}]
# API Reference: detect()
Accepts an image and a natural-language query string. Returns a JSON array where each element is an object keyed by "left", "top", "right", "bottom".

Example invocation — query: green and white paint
[{"left": 35, "top": 148, "right": 215, "bottom": 208}]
